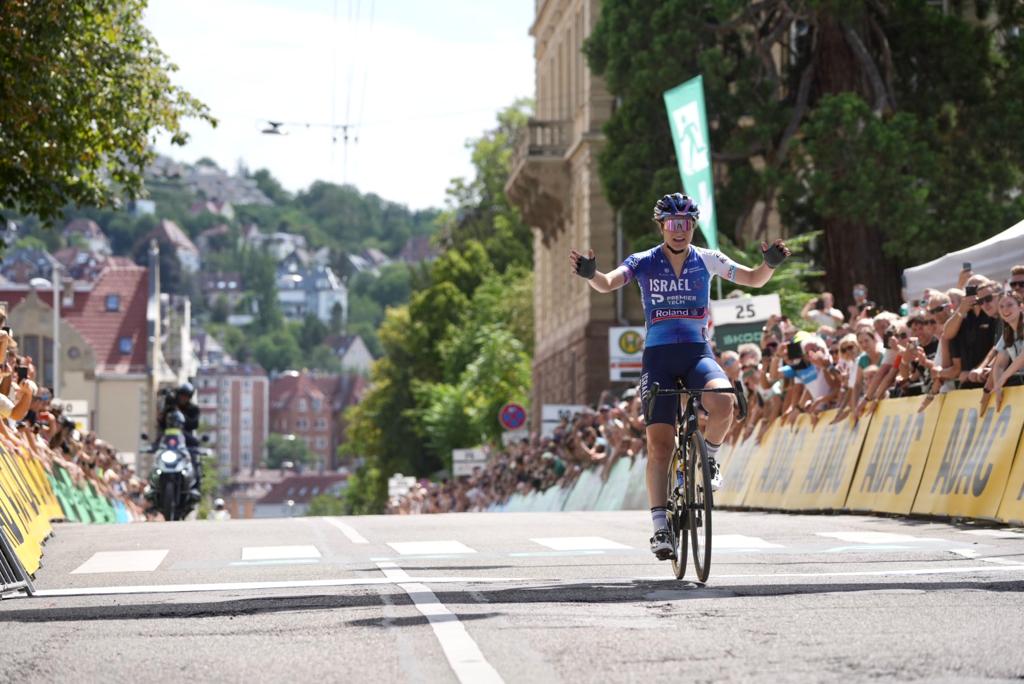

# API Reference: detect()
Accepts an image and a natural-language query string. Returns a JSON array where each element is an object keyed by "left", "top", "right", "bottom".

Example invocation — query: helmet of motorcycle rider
[
  {"left": 213, "top": 498, "right": 226, "bottom": 510},
  {"left": 166, "top": 410, "right": 186, "bottom": 429},
  {"left": 176, "top": 381, "right": 195, "bottom": 399}
]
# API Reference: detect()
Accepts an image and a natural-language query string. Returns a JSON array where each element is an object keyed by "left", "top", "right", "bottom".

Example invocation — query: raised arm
[
  {"left": 733, "top": 240, "right": 792, "bottom": 288},
  {"left": 569, "top": 249, "right": 630, "bottom": 293}
]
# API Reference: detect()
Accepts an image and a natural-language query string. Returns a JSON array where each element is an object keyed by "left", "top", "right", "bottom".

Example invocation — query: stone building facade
[{"left": 506, "top": 0, "right": 641, "bottom": 424}]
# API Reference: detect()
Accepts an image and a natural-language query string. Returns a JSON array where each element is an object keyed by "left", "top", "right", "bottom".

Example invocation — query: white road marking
[
  {"left": 817, "top": 532, "right": 943, "bottom": 544},
  {"left": 323, "top": 518, "right": 369, "bottom": 544},
  {"left": 241, "top": 545, "right": 321, "bottom": 561},
  {"left": 30, "top": 574, "right": 522, "bottom": 598},
  {"left": 950, "top": 548, "right": 980, "bottom": 559},
  {"left": 509, "top": 550, "right": 606, "bottom": 558},
  {"left": 977, "top": 557, "right": 1023, "bottom": 566},
  {"left": 376, "top": 562, "right": 502, "bottom": 684},
  {"left": 230, "top": 559, "right": 320, "bottom": 567},
  {"left": 27, "top": 561, "right": 1024, "bottom": 599},
  {"left": 388, "top": 541, "right": 477, "bottom": 555},
  {"left": 530, "top": 536, "right": 631, "bottom": 551},
  {"left": 713, "top": 535, "right": 784, "bottom": 549},
  {"left": 959, "top": 529, "right": 1024, "bottom": 539},
  {"left": 71, "top": 550, "right": 169, "bottom": 574}
]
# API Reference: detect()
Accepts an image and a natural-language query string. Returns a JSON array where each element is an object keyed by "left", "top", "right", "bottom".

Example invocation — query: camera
[
  {"left": 786, "top": 340, "right": 803, "bottom": 360},
  {"left": 965, "top": 285, "right": 978, "bottom": 297},
  {"left": 15, "top": 365, "right": 28, "bottom": 381},
  {"left": 814, "top": 298, "right": 825, "bottom": 311}
]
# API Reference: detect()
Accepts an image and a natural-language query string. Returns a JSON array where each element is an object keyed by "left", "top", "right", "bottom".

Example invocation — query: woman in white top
[{"left": 991, "top": 289, "right": 1024, "bottom": 406}]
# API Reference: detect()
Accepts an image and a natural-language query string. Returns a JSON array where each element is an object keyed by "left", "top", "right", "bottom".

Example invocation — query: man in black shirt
[{"left": 946, "top": 281, "right": 1000, "bottom": 389}]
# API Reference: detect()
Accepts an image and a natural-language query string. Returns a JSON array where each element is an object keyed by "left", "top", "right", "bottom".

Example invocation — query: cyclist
[{"left": 569, "top": 193, "right": 790, "bottom": 560}]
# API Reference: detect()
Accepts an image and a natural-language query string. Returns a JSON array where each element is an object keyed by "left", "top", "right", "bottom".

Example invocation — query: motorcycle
[{"left": 143, "top": 430, "right": 201, "bottom": 521}]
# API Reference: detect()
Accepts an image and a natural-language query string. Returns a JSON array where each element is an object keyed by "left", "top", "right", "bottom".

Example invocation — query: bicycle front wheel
[
  {"left": 687, "top": 430, "right": 713, "bottom": 582},
  {"left": 666, "top": 446, "right": 687, "bottom": 580}
]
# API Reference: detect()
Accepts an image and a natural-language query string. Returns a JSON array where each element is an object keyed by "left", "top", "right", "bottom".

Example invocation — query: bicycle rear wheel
[
  {"left": 666, "top": 446, "right": 688, "bottom": 579},
  {"left": 687, "top": 430, "right": 713, "bottom": 582}
]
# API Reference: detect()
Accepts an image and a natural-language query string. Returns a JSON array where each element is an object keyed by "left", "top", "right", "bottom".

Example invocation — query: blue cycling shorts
[{"left": 639, "top": 342, "right": 728, "bottom": 426}]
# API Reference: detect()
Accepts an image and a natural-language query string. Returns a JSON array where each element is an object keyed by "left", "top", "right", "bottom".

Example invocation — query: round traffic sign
[{"left": 499, "top": 402, "right": 527, "bottom": 431}]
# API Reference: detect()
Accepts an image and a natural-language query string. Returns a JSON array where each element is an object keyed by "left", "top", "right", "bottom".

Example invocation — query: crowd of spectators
[
  {"left": 0, "top": 311, "right": 149, "bottom": 520},
  {"left": 392, "top": 264, "right": 1024, "bottom": 515}
]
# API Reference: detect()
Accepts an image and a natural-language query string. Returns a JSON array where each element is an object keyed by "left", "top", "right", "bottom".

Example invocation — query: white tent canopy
[{"left": 902, "top": 218, "right": 1024, "bottom": 297}]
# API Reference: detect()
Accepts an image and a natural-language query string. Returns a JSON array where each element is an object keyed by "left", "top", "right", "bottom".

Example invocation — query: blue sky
[{"left": 144, "top": 0, "right": 535, "bottom": 209}]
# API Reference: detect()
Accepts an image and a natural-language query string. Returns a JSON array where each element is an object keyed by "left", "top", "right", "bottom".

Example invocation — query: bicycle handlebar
[{"left": 643, "top": 382, "right": 748, "bottom": 423}]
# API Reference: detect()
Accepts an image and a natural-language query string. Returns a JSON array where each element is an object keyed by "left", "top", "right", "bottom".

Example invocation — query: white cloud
[{"left": 144, "top": 0, "right": 534, "bottom": 209}]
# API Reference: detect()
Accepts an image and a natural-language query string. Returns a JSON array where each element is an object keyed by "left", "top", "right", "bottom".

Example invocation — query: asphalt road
[{"left": 3, "top": 509, "right": 1024, "bottom": 683}]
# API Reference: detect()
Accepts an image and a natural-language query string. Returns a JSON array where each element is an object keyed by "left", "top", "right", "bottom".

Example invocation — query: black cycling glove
[
  {"left": 763, "top": 243, "right": 788, "bottom": 269},
  {"left": 575, "top": 254, "right": 597, "bottom": 279}
]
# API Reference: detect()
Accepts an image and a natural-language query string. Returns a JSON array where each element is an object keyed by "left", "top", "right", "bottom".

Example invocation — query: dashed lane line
[
  {"left": 388, "top": 541, "right": 477, "bottom": 555},
  {"left": 241, "top": 545, "right": 321, "bottom": 561},
  {"left": 71, "top": 550, "right": 169, "bottom": 574},
  {"left": 377, "top": 562, "right": 503, "bottom": 684},
  {"left": 530, "top": 537, "right": 631, "bottom": 551}
]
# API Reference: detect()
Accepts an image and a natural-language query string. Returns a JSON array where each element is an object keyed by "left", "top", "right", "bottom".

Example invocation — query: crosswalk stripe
[
  {"left": 531, "top": 537, "right": 631, "bottom": 551},
  {"left": 241, "top": 545, "right": 321, "bottom": 561},
  {"left": 387, "top": 541, "right": 477, "bottom": 555},
  {"left": 713, "top": 535, "right": 785, "bottom": 549},
  {"left": 71, "top": 550, "right": 169, "bottom": 574}
]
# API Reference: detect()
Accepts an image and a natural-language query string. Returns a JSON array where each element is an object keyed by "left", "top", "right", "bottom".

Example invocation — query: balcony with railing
[{"left": 506, "top": 119, "right": 572, "bottom": 236}]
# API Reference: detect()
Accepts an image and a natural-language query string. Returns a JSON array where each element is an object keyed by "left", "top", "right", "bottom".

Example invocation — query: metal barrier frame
[{"left": 0, "top": 521, "right": 35, "bottom": 598}]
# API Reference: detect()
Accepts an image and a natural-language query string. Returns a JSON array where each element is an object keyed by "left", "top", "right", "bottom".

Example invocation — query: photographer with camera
[
  {"left": 944, "top": 276, "right": 1000, "bottom": 389},
  {"left": 801, "top": 292, "right": 844, "bottom": 329},
  {"left": 156, "top": 382, "right": 202, "bottom": 496}
]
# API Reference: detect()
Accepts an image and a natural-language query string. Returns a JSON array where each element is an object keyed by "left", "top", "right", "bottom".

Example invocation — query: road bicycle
[{"left": 644, "top": 382, "right": 746, "bottom": 582}]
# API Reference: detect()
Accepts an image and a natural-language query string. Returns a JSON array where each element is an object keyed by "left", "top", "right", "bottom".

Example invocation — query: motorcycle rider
[{"left": 157, "top": 382, "right": 202, "bottom": 499}]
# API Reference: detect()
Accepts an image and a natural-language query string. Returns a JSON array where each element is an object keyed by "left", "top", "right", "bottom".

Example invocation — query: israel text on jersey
[{"left": 621, "top": 245, "right": 740, "bottom": 347}]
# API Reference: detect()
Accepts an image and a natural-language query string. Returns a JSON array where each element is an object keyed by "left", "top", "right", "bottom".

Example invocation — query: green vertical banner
[{"left": 663, "top": 75, "right": 718, "bottom": 250}]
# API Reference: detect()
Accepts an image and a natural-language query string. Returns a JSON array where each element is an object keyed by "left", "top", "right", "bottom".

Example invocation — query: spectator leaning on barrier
[
  {"left": 990, "top": 289, "right": 1024, "bottom": 406},
  {"left": 924, "top": 292, "right": 958, "bottom": 397},
  {"left": 768, "top": 335, "right": 839, "bottom": 422},
  {"left": 831, "top": 334, "right": 862, "bottom": 421}
]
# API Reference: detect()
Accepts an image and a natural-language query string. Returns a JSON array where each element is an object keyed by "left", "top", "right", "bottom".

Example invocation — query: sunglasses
[
  {"left": 1011, "top": 280, "right": 1024, "bottom": 289},
  {"left": 662, "top": 217, "right": 695, "bottom": 232},
  {"left": 977, "top": 295, "right": 995, "bottom": 305},
  {"left": 927, "top": 305, "right": 946, "bottom": 314}
]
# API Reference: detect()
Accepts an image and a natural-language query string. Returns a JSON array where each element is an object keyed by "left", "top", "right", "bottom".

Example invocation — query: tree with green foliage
[
  {"left": 341, "top": 104, "right": 535, "bottom": 510},
  {"left": 436, "top": 100, "right": 533, "bottom": 273},
  {"left": 0, "top": 1, "right": 213, "bottom": 224},
  {"left": 252, "top": 329, "right": 301, "bottom": 373},
  {"left": 584, "top": 1, "right": 1024, "bottom": 307},
  {"left": 265, "top": 433, "right": 316, "bottom": 469}
]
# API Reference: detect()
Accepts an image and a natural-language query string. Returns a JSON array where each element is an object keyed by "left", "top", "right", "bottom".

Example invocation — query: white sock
[
  {"left": 706, "top": 441, "right": 721, "bottom": 464},
  {"left": 650, "top": 506, "right": 667, "bottom": 532}
]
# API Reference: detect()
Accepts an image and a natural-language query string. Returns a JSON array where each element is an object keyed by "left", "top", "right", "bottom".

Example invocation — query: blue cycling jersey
[{"left": 620, "top": 245, "right": 741, "bottom": 347}]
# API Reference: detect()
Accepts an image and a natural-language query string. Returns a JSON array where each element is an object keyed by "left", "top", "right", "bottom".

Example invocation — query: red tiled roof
[
  {"left": 259, "top": 473, "right": 347, "bottom": 505},
  {"left": 269, "top": 371, "right": 328, "bottom": 411},
  {"left": 149, "top": 219, "right": 198, "bottom": 253},
  {"left": 0, "top": 261, "right": 149, "bottom": 373}
]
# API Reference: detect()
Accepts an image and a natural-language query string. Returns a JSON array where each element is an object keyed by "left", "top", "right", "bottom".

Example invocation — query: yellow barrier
[
  {"left": 0, "top": 445, "right": 45, "bottom": 575},
  {"left": 743, "top": 415, "right": 811, "bottom": 509},
  {"left": 997, "top": 418, "right": 1024, "bottom": 524},
  {"left": 846, "top": 395, "right": 944, "bottom": 515},
  {"left": 912, "top": 387, "right": 1024, "bottom": 520},
  {"left": 783, "top": 409, "right": 870, "bottom": 511},
  {"left": 716, "top": 430, "right": 765, "bottom": 507}
]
